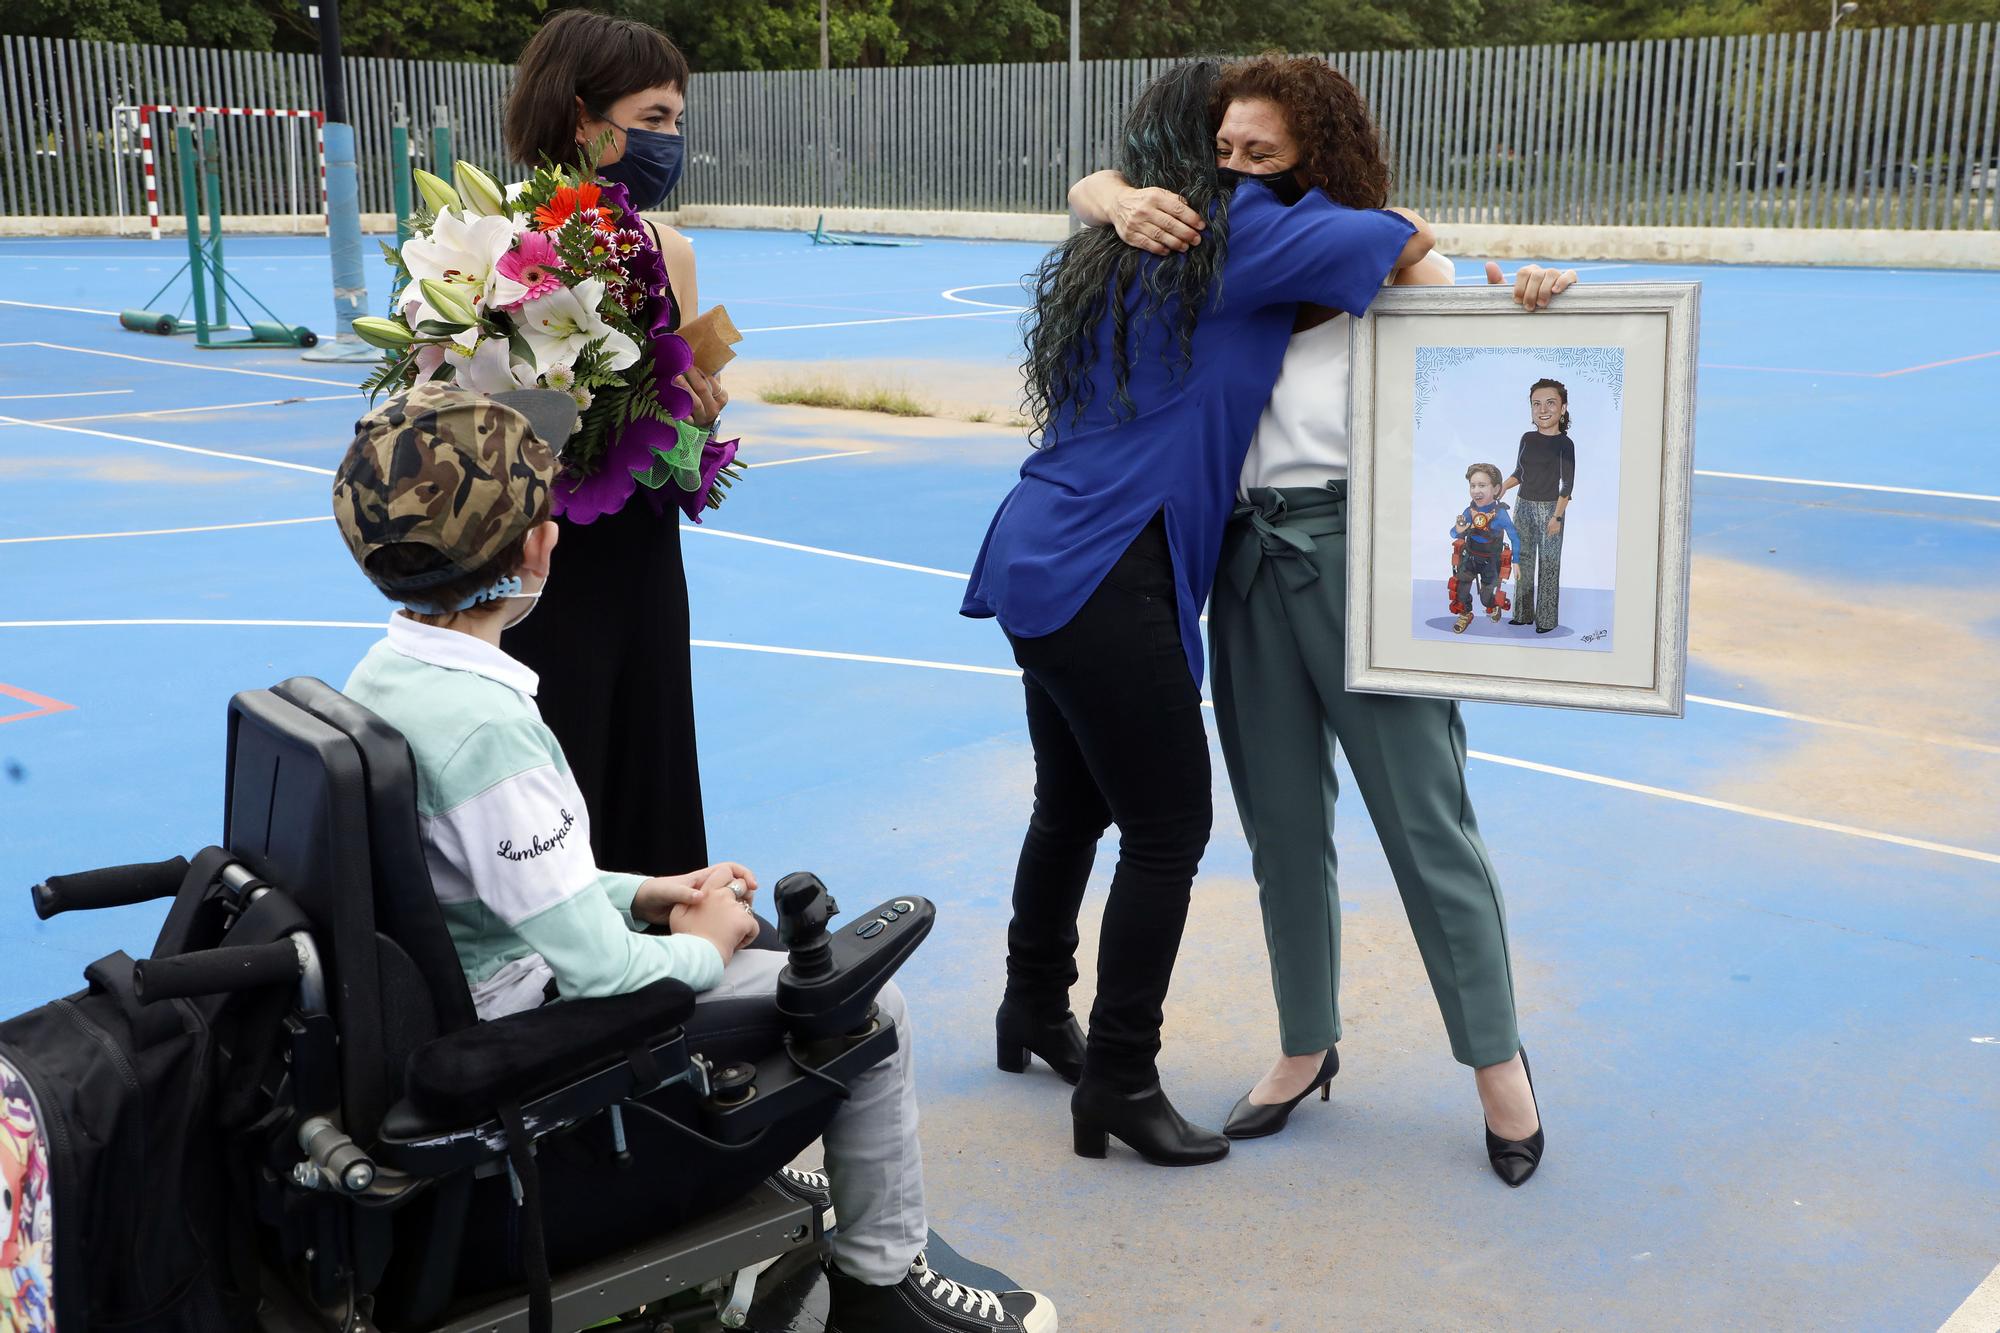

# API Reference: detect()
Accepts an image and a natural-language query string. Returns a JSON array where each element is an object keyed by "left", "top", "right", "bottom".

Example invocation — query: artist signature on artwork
[{"left": 1582, "top": 629, "right": 1609, "bottom": 643}]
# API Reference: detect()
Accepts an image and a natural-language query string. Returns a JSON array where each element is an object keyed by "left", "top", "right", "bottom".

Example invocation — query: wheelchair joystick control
[{"left": 776, "top": 872, "right": 838, "bottom": 981}]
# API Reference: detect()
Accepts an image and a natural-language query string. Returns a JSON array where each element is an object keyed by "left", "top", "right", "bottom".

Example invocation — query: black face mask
[
  {"left": 600, "top": 124, "right": 685, "bottom": 210},
  {"left": 1218, "top": 166, "right": 1309, "bottom": 206}
]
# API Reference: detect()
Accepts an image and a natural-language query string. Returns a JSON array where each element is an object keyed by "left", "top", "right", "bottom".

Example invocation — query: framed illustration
[{"left": 1346, "top": 283, "right": 1699, "bottom": 716}]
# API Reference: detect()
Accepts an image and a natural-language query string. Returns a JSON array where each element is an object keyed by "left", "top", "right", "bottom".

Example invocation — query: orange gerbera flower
[{"left": 533, "top": 181, "right": 603, "bottom": 231}]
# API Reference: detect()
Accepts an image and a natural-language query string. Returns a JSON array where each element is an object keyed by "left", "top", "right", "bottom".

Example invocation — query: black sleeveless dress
[{"left": 504, "top": 281, "right": 708, "bottom": 877}]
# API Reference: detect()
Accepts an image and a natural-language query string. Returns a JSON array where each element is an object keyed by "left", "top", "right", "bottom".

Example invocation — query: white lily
[
  {"left": 460, "top": 333, "right": 539, "bottom": 395},
  {"left": 518, "top": 278, "right": 639, "bottom": 379},
  {"left": 400, "top": 208, "right": 520, "bottom": 322}
]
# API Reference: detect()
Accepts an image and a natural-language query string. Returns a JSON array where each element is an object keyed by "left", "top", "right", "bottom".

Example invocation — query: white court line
[
  {"left": 1693, "top": 469, "right": 2000, "bottom": 504},
  {"left": 0, "top": 516, "right": 332, "bottom": 545},
  {"left": 0, "top": 389, "right": 132, "bottom": 401},
  {"left": 941, "top": 283, "right": 1029, "bottom": 311},
  {"left": 738, "top": 309, "right": 1019, "bottom": 334},
  {"left": 685, "top": 525, "right": 970, "bottom": 579},
  {"left": 31, "top": 393, "right": 356, "bottom": 426},
  {"left": 743, "top": 450, "right": 873, "bottom": 469},
  {"left": 1462, "top": 750, "right": 2000, "bottom": 866},
  {"left": 0, "top": 617, "right": 1992, "bottom": 865},
  {"left": 696, "top": 532, "right": 1997, "bottom": 757},
  {"left": 1685, "top": 695, "right": 2000, "bottom": 757},
  {"left": 0, "top": 618, "right": 378, "bottom": 629},
  {"left": 10, "top": 481, "right": 1991, "bottom": 758},
  {"left": 1940, "top": 1260, "right": 2000, "bottom": 1332},
  {"left": 18, "top": 342, "right": 357, "bottom": 388},
  {"left": 0, "top": 297, "right": 121, "bottom": 317},
  {"left": 0, "top": 413, "right": 334, "bottom": 476},
  {"left": 689, "top": 639, "right": 1018, "bottom": 677}
]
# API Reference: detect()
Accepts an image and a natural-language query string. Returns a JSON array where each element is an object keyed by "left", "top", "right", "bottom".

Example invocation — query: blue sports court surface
[{"left": 3, "top": 230, "right": 1998, "bottom": 1329}]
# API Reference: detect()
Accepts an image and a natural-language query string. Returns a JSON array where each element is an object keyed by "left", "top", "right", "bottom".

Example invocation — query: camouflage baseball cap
[{"left": 333, "top": 383, "right": 574, "bottom": 600}]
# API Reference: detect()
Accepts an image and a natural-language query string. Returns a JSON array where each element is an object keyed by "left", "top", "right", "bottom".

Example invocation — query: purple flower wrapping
[
  {"left": 678, "top": 435, "right": 740, "bottom": 524},
  {"left": 550, "top": 326, "right": 697, "bottom": 524}
]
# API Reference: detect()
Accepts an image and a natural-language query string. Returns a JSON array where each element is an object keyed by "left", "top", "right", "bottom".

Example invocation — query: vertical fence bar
[
  {"left": 1687, "top": 38, "right": 1711, "bottom": 225},
  {"left": 1883, "top": 27, "right": 1910, "bottom": 228},
  {"left": 1907, "top": 25, "right": 1941, "bottom": 228},
  {"left": 1930, "top": 25, "right": 1964, "bottom": 230},
  {"left": 1963, "top": 25, "right": 1995, "bottom": 229},
  {"left": 1853, "top": 29, "right": 1883, "bottom": 229},
  {"left": 1809, "top": 30, "right": 1835, "bottom": 227},
  {"left": 1856, "top": 27, "right": 1888, "bottom": 226},
  {"left": 1893, "top": 27, "right": 1923, "bottom": 227},
  {"left": 1637, "top": 40, "right": 1661, "bottom": 226},
  {"left": 1776, "top": 32, "right": 1802, "bottom": 226},
  {"left": 1722, "top": 37, "right": 1749, "bottom": 227},
  {"left": 1593, "top": 43, "right": 1615, "bottom": 226},
  {"left": 1830, "top": 29, "right": 1860, "bottom": 229}
]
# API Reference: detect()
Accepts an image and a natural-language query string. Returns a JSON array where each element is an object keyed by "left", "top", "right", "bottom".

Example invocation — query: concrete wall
[{"left": 11, "top": 207, "right": 1998, "bottom": 269}]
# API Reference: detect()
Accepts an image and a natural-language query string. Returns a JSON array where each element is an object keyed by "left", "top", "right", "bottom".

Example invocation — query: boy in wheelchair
[{"left": 332, "top": 383, "right": 1055, "bottom": 1333}]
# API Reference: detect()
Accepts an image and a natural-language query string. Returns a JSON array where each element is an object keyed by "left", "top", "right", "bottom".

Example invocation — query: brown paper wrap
[{"left": 678, "top": 305, "right": 742, "bottom": 376}]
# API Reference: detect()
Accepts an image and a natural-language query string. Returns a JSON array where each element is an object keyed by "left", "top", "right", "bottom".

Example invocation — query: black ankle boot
[
  {"left": 1071, "top": 1078, "right": 1229, "bottom": 1167},
  {"left": 994, "top": 1001, "right": 1085, "bottom": 1085}
]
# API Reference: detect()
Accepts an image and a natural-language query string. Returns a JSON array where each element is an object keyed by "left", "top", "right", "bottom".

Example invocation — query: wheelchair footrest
[{"left": 429, "top": 1181, "right": 816, "bottom": 1333}]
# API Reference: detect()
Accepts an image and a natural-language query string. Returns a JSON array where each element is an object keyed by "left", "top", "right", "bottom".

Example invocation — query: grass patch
[{"left": 760, "top": 377, "right": 929, "bottom": 417}]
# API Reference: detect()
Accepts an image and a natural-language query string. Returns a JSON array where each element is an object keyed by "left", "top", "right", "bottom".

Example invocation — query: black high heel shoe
[
  {"left": 1484, "top": 1048, "right": 1545, "bottom": 1188},
  {"left": 994, "top": 1002, "right": 1086, "bottom": 1085},
  {"left": 1222, "top": 1048, "right": 1339, "bottom": 1140},
  {"left": 1071, "top": 1079, "right": 1230, "bottom": 1167}
]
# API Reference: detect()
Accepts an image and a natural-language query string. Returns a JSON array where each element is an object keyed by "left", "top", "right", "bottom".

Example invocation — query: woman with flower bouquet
[{"left": 355, "top": 11, "right": 727, "bottom": 877}]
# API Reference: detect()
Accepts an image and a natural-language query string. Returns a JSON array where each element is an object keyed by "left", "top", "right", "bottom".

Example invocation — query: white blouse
[{"left": 1239, "top": 252, "right": 1456, "bottom": 494}]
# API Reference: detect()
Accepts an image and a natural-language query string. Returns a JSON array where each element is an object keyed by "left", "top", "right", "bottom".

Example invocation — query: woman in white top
[{"left": 1069, "top": 53, "right": 1576, "bottom": 1186}]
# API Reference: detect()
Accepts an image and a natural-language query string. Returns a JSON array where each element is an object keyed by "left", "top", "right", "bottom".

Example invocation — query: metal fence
[{"left": 3, "top": 26, "right": 1995, "bottom": 230}]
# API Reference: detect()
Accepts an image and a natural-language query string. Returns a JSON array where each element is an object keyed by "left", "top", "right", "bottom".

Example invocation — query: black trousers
[
  {"left": 1003, "top": 517, "right": 1213, "bottom": 1090},
  {"left": 505, "top": 498, "right": 709, "bottom": 875}
]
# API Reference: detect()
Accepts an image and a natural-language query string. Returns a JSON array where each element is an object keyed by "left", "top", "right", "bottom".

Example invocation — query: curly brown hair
[{"left": 1213, "top": 54, "right": 1391, "bottom": 211}]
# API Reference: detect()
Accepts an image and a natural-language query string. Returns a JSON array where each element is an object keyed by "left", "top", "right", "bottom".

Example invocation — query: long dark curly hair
[
  {"left": 1214, "top": 54, "right": 1391, "bottom": 211},
  {"left": 1021, "top": 61, "right": 1234, "bottom": 441}
]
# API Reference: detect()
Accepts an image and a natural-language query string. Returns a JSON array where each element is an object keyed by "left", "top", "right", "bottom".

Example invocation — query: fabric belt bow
[{"left": 1225, "top": 484, "right": 1345, "bottom": 600}]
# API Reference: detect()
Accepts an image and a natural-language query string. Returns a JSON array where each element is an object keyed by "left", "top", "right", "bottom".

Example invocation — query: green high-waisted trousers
[{"left": 1211, "top": 484, "right": 1521, "bottom": 1069}]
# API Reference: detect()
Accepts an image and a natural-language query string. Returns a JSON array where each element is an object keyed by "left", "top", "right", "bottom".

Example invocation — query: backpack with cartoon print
[{"left": 0, "top": 944, "right": 255, "bottom": 1333}]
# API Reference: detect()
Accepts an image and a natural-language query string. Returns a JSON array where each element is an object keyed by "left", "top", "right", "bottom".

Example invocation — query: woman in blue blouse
[{"left": 961, "top": 60, "right": 1434, "bottom": 1168}]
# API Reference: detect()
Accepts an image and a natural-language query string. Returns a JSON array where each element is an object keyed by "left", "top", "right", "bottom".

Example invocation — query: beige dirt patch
[
  {"left": 728, "top": 357, "right": 1029, "bottom": 426},
  {"left": 1689, "top": 553, "right": 2000, "bottom": 847}
]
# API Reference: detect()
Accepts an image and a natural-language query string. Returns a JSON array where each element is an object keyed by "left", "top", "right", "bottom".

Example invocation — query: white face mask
[{"left": 497, "top": 581, "right": 545, "bottom": 631}]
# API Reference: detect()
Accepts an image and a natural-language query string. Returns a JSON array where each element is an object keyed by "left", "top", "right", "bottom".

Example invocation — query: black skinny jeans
[{"left": 1003, "top": 516, "right": 1213, "bottom": 1091}]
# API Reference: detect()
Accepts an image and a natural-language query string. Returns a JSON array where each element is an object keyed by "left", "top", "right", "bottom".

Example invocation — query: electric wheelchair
[{"left": 25, "top": 676, "right": 935, "bottom": 1333}]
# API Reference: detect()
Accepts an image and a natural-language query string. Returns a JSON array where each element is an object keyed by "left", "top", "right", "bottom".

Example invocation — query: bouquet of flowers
[{"left": 354, "top": 159, "right": 740, "bottom": 524}]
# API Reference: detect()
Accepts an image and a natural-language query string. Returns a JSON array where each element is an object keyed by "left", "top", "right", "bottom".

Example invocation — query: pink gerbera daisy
[{"left": 494, "top": 232, "right": 565, "bottom": 309}]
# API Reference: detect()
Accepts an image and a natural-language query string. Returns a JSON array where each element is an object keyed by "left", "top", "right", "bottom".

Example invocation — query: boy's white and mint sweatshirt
[{"left": 344, "top": 613, "right": 724, "bottom": 1019}]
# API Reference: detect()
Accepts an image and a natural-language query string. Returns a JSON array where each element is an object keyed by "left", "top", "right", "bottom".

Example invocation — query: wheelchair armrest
[
  {"left": 775, "top": 891, "right": 934, "bottom": 1040},
  {"left": 377, "top": 978, "right": 697, "bottom": 1174}
]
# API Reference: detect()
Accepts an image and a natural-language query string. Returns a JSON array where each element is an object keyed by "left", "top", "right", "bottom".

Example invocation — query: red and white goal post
[{"left": 120, "top": 104, "right": 328, "bottom": 240}]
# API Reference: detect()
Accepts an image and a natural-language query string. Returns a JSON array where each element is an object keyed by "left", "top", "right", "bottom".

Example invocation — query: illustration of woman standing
[{"left": 1501, "top": 378, "right": 1575, "bottom": 634}]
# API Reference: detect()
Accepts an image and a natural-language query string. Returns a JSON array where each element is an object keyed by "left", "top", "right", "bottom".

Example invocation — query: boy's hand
[
  {"left": 1454, "top": 517, "right": 1469, "bottom": 534},
  {"left": 633, "top": 863, "right": 760, "bottom": 928},
  {"left": 666, "top": 885, "right": 759, "bottom": 964}
]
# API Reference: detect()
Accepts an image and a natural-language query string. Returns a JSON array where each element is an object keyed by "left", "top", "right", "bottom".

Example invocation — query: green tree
[{"left": 654, "top": 0, "right": 906, "bottom": 70}]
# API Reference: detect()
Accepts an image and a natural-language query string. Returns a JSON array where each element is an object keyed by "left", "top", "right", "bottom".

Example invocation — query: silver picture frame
[{"left": 1346, "top": 282, "right": 1700, "bottom": 716}]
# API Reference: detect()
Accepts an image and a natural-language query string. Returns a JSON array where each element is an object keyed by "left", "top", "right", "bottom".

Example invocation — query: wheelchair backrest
[{"left": 224, "top": 680, "right": 480, "bottom": 1142}]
